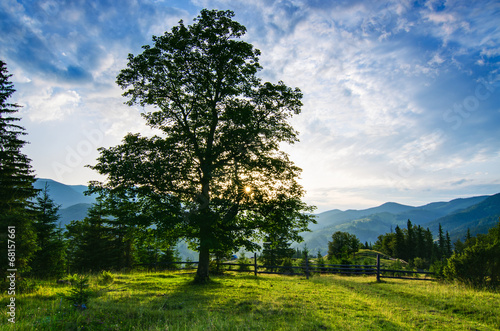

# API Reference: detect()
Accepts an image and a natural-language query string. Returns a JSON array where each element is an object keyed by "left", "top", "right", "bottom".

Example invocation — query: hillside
[
  {"left": 311, "top": 202, "right": 414, "bottom": 231},
  {"left": 300, "top": 195, "right": 493, "bottom": 255},
  {"left": 426, "top": 193, "right": 500, "bottom": 242},
  {"left": 58, "top": 203, "right": 93, "bottom": 227},
  {"left": 34, "top": 178, "right": 96, "bottom": 208}
]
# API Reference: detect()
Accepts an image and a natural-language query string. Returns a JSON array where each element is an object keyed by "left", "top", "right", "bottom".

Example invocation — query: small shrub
[
  {"left": 209, "top": 259, "right": 225, "bottom": 275},
  {"left": 388, "top": 259, "right": 402, "bottom": 277},
  {"left": 430, "top": 260, "right": 445, "bottom": 279},
  {"left": 99, "top": 271, "right": 114, "bottom": 285},
  {"left": 280, "top": 258, "right": 294, "bottom": 274},
  {"left": 362, "top": 258, "right": 372, "bottom": 273},
  {"left": 413, "top": 257, "right": 428, "bottom": 270},
  {"left": 65, "top": 273, "right": 80, "bottom": 285},
  {"left": 316, "top": 256, "right": 326, "bottom": 273},
  {"left": 63, "top": 274, "right": 93, "bottom": 310},
  {"left": 18, "top": 277, "right": 40, "bottom": 294},
  {"left": 238, "top": 254, "right": 250, "bottom": 272}
]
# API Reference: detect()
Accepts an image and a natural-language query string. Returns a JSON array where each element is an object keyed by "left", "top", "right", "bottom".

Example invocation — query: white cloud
[{"left": 25, "top": 87, "right": 81, "bottom": 122}]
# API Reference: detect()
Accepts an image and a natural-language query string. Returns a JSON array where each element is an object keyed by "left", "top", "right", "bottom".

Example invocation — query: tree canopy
[
  {"left": 327, "top": 231, "right": 360, "bottom": 260},
  {"left": 90, "top": 9, "right": 315, "bottom": 282},
  {"left": 444, "top": 218, "right": 500, "bottom": 288}
]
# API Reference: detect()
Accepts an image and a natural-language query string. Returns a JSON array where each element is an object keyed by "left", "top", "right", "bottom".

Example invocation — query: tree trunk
[
  {"left": 194, "top": 170, "right": 212, "bottom": 283},
  {"left": 195, "top": 242, "right": 210, "bottom": 283}
]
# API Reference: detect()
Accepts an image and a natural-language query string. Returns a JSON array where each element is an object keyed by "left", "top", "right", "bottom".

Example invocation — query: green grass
[{"left": 1, "top": 271, "right": 499, "bottom": 330}]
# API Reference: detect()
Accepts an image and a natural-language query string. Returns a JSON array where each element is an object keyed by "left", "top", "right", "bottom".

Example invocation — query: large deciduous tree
[{"left": 90, "top": 9, "right": 315, "bottom": 282}]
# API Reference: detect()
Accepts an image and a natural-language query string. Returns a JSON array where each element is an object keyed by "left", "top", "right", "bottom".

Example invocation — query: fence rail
[{"left": 141, "top": 254, "right": 436, "bottom": 282}]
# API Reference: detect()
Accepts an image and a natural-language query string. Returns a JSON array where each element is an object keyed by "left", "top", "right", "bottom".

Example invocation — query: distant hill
[
  {"left": 58, "top": 203, "right": 93, "bottom": 227},
  {"left": 299, "top": 195, "right": 493, "bottom": 255},
  {"left": 34, "top": 178, "right": 96, "bottom": 208},
  {"left": 415, "top": 195, "right": 491, "bottom": 216},
  {"left": 426, "top": 193, "right": 500, "bottom": 242},
  {"left": 311, "top": 202, "right": 414, "bottom": 231}
]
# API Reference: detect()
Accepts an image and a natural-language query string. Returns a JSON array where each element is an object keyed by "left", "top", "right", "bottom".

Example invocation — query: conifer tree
[
  {"left": 393, "top": 225, "right": 406, "bottom": 260},
  {"left": 0, "top": 60, "right": 38, "bottom": 276},
  {"left": 261, "top": 235, "right": 294, "bottom": 271},
  {"left": 31, "top": 184, "right": 66, "bottom": 278},
  {"left": 424, "top": 228, "right": 435, "bottom": 261},
  {"left": 406, "top": 219, "right": 415, "bottom": 261},
  {"left": 65, "top": 203, "right": 118, "bottom": 272},
  {"left": 415, "top": 225, "right": 425, "bottom": 259},
  {"left": 445, "top": 231, "right": 452, "bottom": 258},
  {"left": 438, "top": 223, "right": 445, "bottom": 259}
]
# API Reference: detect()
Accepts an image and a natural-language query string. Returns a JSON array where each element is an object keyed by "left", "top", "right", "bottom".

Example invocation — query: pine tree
[
  {"left": 445, "top": 231, "right": 452, "bottom": 258},
  {"left": 393, "top": 225, "right": 406, "bottom": 260},
  {"left": 466, "top": 228, "right": 472, "bottom": 242},
  {"left": 438, "top": 224, "right": 445, "bottom": 259},
  {"left": 406, "top": 219, "right": 415, "bottom": 261},
  {"left": 31, "top": 184, "right": 66, "bottom": 278},
  {"left": 415, "top": 225, "right": 425, "bottom": 259},
  {"left": 65, "top": 203, "right": 118, "bottom": 272},
  {"left": 0, "top": 60, "right": 38, "bottom": 277},
  {"left": 261, "top": 235, "right": 294, "bottom": 272}
]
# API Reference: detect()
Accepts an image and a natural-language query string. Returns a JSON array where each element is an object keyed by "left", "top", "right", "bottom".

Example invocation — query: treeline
[
  {"left": 325, "top": 218, "right": 500, "bottom": 288},
  {"left": 444, "top": 222, "right": 500, "bottom": 288},
  {"left": 373, "top": 220, "right": 452, "bottom": 270},
  {"left": 64, "top": 210, "right": 180, "bottom": 274},
  {"left": 12, "top": 185, "right": 182, "bottom": 280},
  {"left": 0, "top": 59, "right": 179, "bottom": 282}
]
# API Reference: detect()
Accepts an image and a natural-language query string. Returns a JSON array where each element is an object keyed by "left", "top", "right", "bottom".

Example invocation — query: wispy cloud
[{"left": 1, "top": 0, "right": 499, "bottom": 209}]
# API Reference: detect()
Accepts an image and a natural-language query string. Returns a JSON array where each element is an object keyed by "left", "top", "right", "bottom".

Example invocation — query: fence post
[
  {"left": 376, "top": 254, "right": 380, "bottom": 282},
  {"left": 254, "top": 252, "right": 257, "bottom": 276},
  {"left": 305, "top": 252, "right": 309, "bottom": 280}
]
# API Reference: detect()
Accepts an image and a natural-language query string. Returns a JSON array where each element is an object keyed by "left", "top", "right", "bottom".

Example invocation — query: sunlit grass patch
[{"left": 1, "top": 271, "right": 499, "bottom": 330}]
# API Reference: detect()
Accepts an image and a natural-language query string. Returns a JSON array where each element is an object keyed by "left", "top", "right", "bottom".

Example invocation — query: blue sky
[{"left": 1, "top": 0, "right": 500, "bottom": 211}]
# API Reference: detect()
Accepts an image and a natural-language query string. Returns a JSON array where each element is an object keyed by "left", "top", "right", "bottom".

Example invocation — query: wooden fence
[{"left": 144, "top": 254, "right": 436, "bottom": 282}]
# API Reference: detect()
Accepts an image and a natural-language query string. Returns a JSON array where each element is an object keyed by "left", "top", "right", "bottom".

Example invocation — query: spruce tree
[
  {"left": 393, "top": 226, "right": 406, "bottom": 261},
  {"left": 406, "top": 219, "right": 415, "bottom": 261},
  {"left": 438, "top": 224, "right": 445, "bottom": 259},
  {"left": 0, "top": 60, "right": 38, "bottom": 277},
  {"left": 423, "top": 228, "right": 435, "bottom": 261},
  {"left": 31, "top": 184, "right": 66, "bottom": 278},
  {"left": 415, "top": 225, "right": 425, "bottom": 259},
  {"left": 445, "top": 231, "right": 452, "bottom": 258},
  {"left": 65, "top": 203, "right": 118, "bottom": 272},
  {"left": 261, "top": 235, "right": 294, "bottom": 272}
]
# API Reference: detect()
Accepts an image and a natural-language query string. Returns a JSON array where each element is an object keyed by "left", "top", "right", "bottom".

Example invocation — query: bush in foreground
[{"left": 444, "top": 219, "right": 500, "bottom": 288}]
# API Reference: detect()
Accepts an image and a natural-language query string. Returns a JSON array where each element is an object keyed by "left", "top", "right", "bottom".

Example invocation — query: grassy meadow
[{"left": 1, "top": 270, "right": 499, "bottom": 330}]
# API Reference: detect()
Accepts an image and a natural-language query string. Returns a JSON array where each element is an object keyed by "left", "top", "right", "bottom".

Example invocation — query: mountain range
[
  {"left": 303, "top": 194, "right": 500, "bottom": 255},
  {"left": 34, "top": 178, "right": 96, "bottom": 227},
  {"left": 35, "top": 178, "right": 500, "bottom": 257}
]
